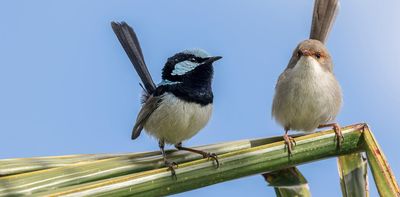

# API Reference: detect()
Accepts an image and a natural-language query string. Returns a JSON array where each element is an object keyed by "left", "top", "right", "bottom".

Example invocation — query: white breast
[
  {"left": 144, "top": 93, "right": 213, "bottom": 144},
  {"left": 272, "top": 56, "right": 342, "bottom": 132}
]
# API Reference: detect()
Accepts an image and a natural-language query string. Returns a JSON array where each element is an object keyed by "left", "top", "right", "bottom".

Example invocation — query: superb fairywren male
[
  {"left": 111, "top": 22, "right": 222, "bottom": 176},
  {"left": 272, "top": 0, "right": 343, "bottom": 156}
]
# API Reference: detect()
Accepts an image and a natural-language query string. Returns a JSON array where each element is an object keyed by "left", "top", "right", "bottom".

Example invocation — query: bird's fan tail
[
  {"left": 309, "top": 0, "right": 340, "bottom": 43},
  {"left": 111, "top": 21, "right": 156, "bottom": 95}
]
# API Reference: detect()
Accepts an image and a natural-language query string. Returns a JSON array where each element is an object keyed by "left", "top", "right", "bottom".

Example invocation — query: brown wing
[
  {"left": 275, "top": 69, "right": 290, "bottom": 90},
  {"left": 131, "top": 95, "right": 161, "bottom": 140}
]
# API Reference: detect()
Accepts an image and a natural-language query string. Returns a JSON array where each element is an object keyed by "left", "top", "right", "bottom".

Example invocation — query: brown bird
[{"left": 272, "top": 0, "right": 343, "bottom": 156}]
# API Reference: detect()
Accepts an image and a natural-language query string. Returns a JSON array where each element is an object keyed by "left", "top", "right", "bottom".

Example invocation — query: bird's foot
[
  {"left": 159, "top": 140, "right": 178, "bottom": 179},
  {"left": 164, "top": 160, "right": 178, "bottom": 180},
  {"left": 283, "top": 133, "right": 296, "bottom": 157},
  {"left": 202, "top": 152, "right": 220, "bottom": 168},
  {"left": 175, "top": 143, "right": 219, "bottom": 168},
  {"left": 318, "top": 123, "right": 344, "bottom": 149},
  {"left": 333, "top": 124, "right": 344, "bottom": 149}
]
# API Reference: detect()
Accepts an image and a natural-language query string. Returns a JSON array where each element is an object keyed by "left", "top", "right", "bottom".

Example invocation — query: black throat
[{"left": 154, "top": 64, "right": 214, "bottom": 106}]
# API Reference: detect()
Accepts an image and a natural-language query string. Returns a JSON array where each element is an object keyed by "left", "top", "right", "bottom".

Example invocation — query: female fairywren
[{"left": 272, "top": 0, "right": 343, "bottom": 156}]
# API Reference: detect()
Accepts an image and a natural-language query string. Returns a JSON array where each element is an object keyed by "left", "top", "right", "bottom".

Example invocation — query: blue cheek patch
[
  {"left": 171, "top": 60, "right": 201, "bottom": 76},
  {"left": 158, "top": 79, "right": 182, "bottom": 86}
]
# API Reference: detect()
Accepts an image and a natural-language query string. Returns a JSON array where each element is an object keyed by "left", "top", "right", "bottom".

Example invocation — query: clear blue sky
[{"left": 1, "top": 1, "right": 399, "bottom": 196}]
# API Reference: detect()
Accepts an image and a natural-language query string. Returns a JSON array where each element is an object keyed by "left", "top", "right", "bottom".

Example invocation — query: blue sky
[{"left": 1, "top": 1, "right": 399, "bottom": 196}]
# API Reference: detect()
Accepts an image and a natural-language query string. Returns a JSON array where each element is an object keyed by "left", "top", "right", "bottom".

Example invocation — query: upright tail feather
[
  {"left": 111, "top": 22, "right": 156, "bottom": 95},
  {"left": 309, "top": 0, "right": 340, "bottom": 43}
]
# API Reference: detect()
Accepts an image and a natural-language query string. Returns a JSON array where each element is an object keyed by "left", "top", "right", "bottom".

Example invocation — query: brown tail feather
[{"left": 310, "top": 0, "right": 340, "bottom": 43}]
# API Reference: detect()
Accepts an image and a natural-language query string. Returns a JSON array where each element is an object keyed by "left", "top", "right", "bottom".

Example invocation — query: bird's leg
[
  {"left": 283, "top": 127, "right": 296, "bottom": 157},
  {"left": 159, "top": 140, "right": 178, "bottom": 179},
  {"left": 318, "top": 123, "right": 343, "bottom": 149},
  {"left": 175, "top": 142, "right": 219, "bottom": 168}
]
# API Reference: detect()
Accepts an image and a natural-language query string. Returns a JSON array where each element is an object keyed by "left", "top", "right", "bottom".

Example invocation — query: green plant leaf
[
  {"left": 0, "top": 136, "right": 289, "bottom": 196},
  {"left": 32, "top": 124, "right": 364, "bottom": 197},
  {"left": 363, "top": 125, "right": 400, "bottom": 196},
  {"left": 262, "top": 167, "right": 311, "bottom": 197},
  {"left": 0, "top": 124, "right": 398, "bottom": 197},
  {"left": 338, "top": 153, "right": 368, "bottom": 197}
]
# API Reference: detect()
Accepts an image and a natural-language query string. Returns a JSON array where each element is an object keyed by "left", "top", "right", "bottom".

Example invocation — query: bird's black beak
[{"left": 202, "top": 56, "right": 222, "bottom": 65}]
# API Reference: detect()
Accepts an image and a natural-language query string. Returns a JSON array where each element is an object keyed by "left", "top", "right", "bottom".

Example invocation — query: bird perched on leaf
[
  {"left": 111, "top": 22, "right": 222, "bottom": 177},
  {"left": 272, "top": 0, "right": 343, "bottom": 156}
]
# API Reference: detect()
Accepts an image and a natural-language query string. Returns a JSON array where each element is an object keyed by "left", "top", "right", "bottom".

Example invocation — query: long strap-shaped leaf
[
  {"left": 0, "top": 137, "right": 287, "bottom": 196},
  {"left": 1, "top": 124, "right": 398, "bottom": 197},
  {"left": 0, "top": 153, "right": 147, "bottom": 177},
  {"left": 263, "top": 167, "right": 311, "bottom": 197},
  {"left": 34, "top": 125, "right": 365, "bottom": 196},
  {"left": 363, "top": 125, "right": 400, "bottom": 196},
  {"left": 338, "top": 153, "right": 369, "bottom": 197}
]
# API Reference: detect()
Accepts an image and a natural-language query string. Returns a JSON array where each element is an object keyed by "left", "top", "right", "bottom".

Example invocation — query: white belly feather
[
  {"left": 144, "top": 93, "right": 212, "bottom": 144},
  {"left": 272, "top": 56, "right": 342, "bottom": 132}
]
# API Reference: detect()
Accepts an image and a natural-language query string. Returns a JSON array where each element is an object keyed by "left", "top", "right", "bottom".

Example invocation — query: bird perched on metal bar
[
  {"left": 111, "top": 22, "right": 222, "bottom": 177},
  {"left": 272, "top": 0, "right": 343, "bottom": 156}
]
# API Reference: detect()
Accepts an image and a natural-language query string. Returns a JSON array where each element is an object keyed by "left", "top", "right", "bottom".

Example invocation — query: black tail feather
[
  {"left": 111, "top": 22, "right": 156, "bottom": 94},
  {"left": 310, "top": 0, "right": 340, "bottom": 43}
]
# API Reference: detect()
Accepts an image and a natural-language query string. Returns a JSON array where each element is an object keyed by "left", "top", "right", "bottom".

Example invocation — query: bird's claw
[
  {"left": 203, "top": 152, "right": 220, "bottom": 168},
  {"left": 284, "top": 134, "right": 296, "bottom": 157},
  {"left": 318, "top": 123, "right": 344, "bottom": 150},
  {"left": 333, "top": 125, "right": 344, "bottom": 149},
  {"left": 165, "top": 161, "right": 178, "bottom": 180}
]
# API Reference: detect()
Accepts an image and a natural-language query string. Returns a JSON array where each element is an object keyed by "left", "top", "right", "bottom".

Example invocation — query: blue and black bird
[{"left": 111, "top": 22, "right": 222, "bottom": 176}]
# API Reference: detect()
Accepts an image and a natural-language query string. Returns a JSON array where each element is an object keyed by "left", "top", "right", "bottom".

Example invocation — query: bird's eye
[
  {"left": 297, "top": 51, "right": 302, "bottom": 57},
  {"left": 190, "top": 57, "right": 196, "bottom": 62},
  {"left": 315, "top": 52, "right": 321, "bottom": 59}
]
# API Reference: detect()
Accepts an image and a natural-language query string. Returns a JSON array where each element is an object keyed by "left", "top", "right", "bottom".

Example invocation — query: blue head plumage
[
  {"left": 171, "top": 49, "right": 211, "bottom": 76},
  {"left": 160, "top": 48, "right": 221, "bottom": 86}
]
